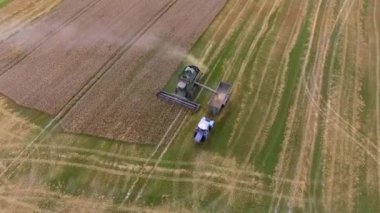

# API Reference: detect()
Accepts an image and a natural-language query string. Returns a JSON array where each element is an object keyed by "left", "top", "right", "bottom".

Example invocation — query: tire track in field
[
  {"left": 224, "top": 0, "right": 302, "bottom": 206},
  {"left": 202, "top": 0, "right": 255, "bottom": 70},
  {"left": 120, "top": 110, "right": 185, "bottom": 204},
  {"left": 373, "top": 0, "right": 380, "bottom": 199},
  {"left": 292, "top": 0, "right": 339, "bottom": 207},
  {"left": 0, "top": 157, "right": 292, "bottom": 200},
  {"left": 289, "top": 0, "right": 334, "bottom": 205},
  {"left": 294, "top": 1, "right": 373, "bottom": 210},
  {"left": 289, "top": 0, "right": 356, "bottom": 208},
  {"left": 0, "top": 0, "right": 104, "bottom": 75},
  {"left": 269, "top": 0, "right": 325, "bottom": 210},
  {"left": 271, "top": 0, "right": 356, "bottom": 208},
  {"left": 291, "top": 4, "right": 380, "bottom": 208},
  {"left": 201, "top": 0, "right": 304, "bottom": 206},
  {"left": 218, "top": 0, "right": 265, "bottom": 81},
  {"left": 198, "top": 0, "right": 287, "bottom": 206},
  {"left": 200, "top": 0, "right": 249, "bottom": 65},
  {"left": 235, "top": 0, "right": 306, "bottom": 162},
  {"left": 223, "top": 0, "right": 274, "bottom": 147},
  {"left": 323, "top": 5, "right": 363, "bottom": 210},
  {"left": 263, "top": 3, "right": 310, "bottom": 210},
  {"left": 0, "top": 142, "right": 304, "bottom": 185},
  {"left": 0, "top": 187, "right": 164, "bottom": 213},
  {"left": 0, "top": 0, "right": 180, "bottom": 182},
  {"left": 14, "top": 150, "right": 281, "bottom": 191},
  {"left": 190, "top": 0, "right": 282, "bottom": 205},
  {"left": 196, "top": 0, "right": 242, "bottom": 64},
  {"left": 255, "top": 0, "right": 306, "bottom": 211},
  {"left": 346, "top": 4, "right": 363, "bottom": 209},
  {"left": 323, "top": 24, "right": 349, "bottom": 210}
]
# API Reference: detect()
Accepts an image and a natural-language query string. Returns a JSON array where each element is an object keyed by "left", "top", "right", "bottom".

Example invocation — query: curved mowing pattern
[{"left": 0, "top": 0, "right": 379, "bottom": 212}]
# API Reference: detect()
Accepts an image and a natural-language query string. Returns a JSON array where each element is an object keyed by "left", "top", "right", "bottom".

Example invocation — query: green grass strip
[
  {"left": 254, "top": 1, "right": 313, "bottom": 175},
  {"left": 0, "top": 0, "right": 10, "bottom": 8}
]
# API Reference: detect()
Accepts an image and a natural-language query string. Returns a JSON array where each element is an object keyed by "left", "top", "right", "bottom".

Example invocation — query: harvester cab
[{"left": 174, "top": 65, "right": 201, "bottom": 99}]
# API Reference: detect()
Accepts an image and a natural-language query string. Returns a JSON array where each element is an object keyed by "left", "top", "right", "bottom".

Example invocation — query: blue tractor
[{"left": 193, "top": 117, "right": 215, "bottom": 144}]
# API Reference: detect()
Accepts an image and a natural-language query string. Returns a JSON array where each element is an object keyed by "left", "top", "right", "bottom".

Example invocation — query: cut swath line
[
  {"left": 255, "top": 0, "right": 308, "bottom": 211},
  {"left": 203, "top": 0, "right": 255, "bottom": 68},
  {"left": 223, "top": 0, "right": 274, "bottom": 148},
  {"left": 224, "top": 0, "right": 300, "bottom": 206},
  {"left": 372, "top": 0, "right": 380, "bottom": 200},
  {"left": 289, "top": 0, "right": 356, "bottom": 207},
  {"left": 346, "top": 4, "right": 363, "bottom": 209},
  {"left": 198, "top": 0, "right": 245, "bottom": 64},
  {"left": 324, "top": 24, "right": 349, "bottom": 210},
  {"left": 270, "top": 0, "right": 325, "bottom": 209}
]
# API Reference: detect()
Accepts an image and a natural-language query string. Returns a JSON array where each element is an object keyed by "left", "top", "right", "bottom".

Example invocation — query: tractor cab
[{"left": 193, "top": 117, "right": 215, "bottom": 144}]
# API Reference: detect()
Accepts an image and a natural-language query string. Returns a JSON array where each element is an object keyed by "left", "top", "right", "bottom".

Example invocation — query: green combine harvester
[
  {"left": 157, "top": 65, "right": 232, "bottom": 143},
  {"left": 157, "top": 65, "right": 231, "bottom": 114}
]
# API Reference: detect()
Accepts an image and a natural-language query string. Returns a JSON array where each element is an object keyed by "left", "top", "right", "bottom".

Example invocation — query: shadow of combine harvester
[{"left": 157, "top": 65, "right": 232, "bottom": 143}]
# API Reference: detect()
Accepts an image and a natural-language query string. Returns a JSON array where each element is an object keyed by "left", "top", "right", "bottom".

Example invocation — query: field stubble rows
[{"left": 0, "top": 0, "right": 379, "bottom": 212}]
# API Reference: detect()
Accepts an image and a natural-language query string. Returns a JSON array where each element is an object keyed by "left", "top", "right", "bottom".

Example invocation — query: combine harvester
[{"left": 157, "top": 65, "right": 231, "bottom": 143}]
